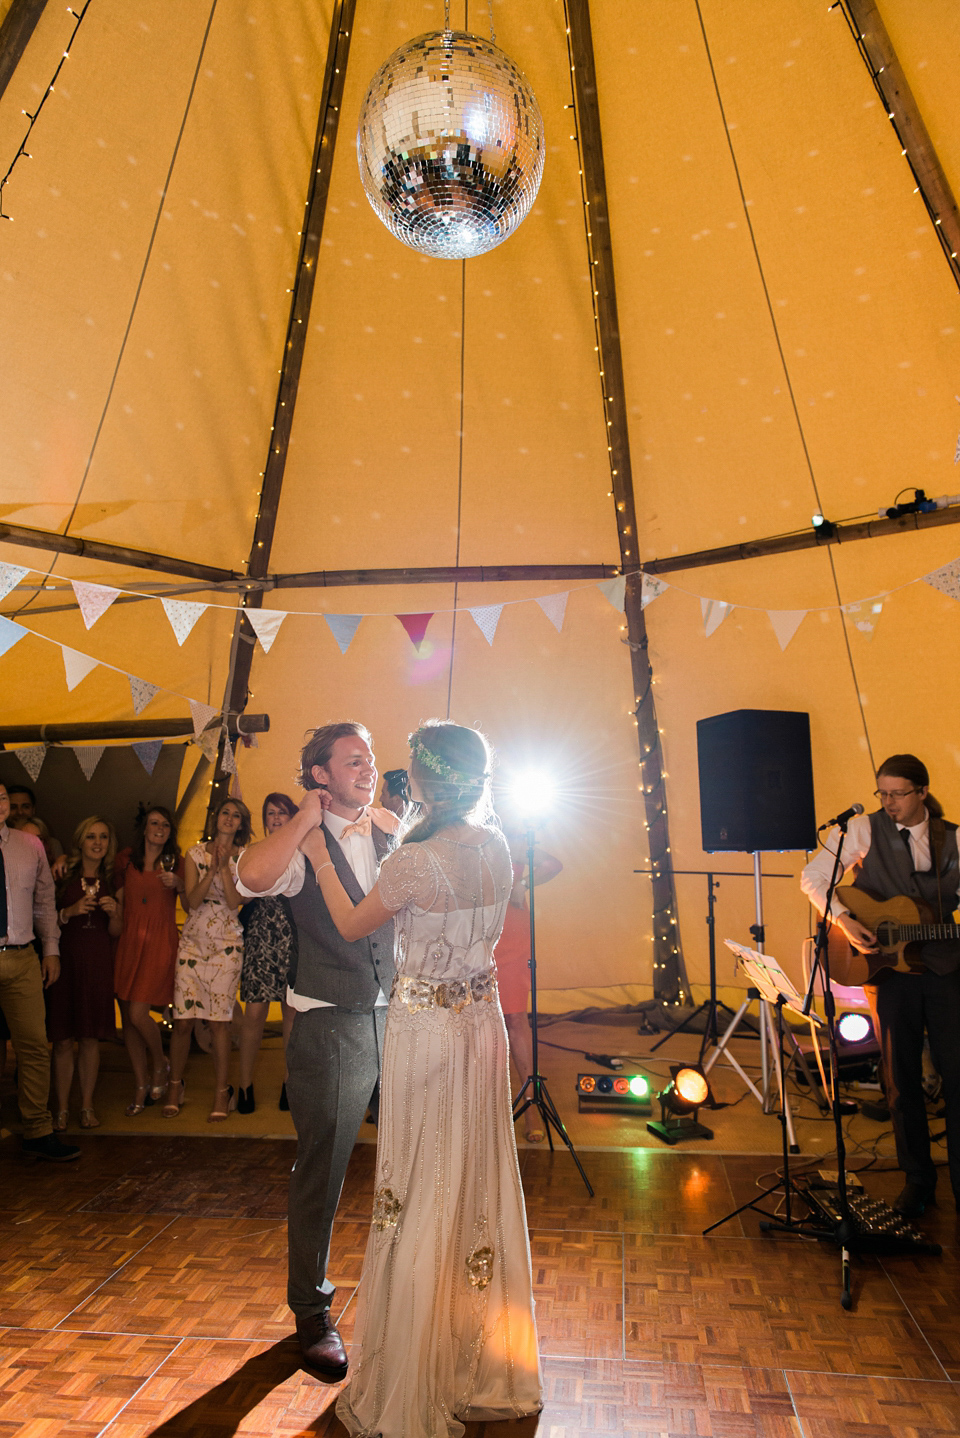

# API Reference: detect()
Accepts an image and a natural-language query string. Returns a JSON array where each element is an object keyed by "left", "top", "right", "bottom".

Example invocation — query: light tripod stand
[{"left": 511, "top": 821, "right": 593, "bottom": 1197}]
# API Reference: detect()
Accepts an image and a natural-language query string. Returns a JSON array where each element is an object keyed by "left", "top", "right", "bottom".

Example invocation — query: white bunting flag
[
  {"left": 189, "top": 699, "right": 219, "bottom": 739},
  {"left": 0, "top": 563, "right": 29, "bottom": 602},
  {"left": 597, "top": 576, "right": 626, "bottom": 612},
  {"left": 71, "top": 580, "right": 120, "bottom": 629},
  {"left": 128, "top": 675, "right": 160, "bottom": 715},
  {"left": 221, "top": 736, "right": 238, "bottom": 774},
  {"left": 246, "top": 607, "right": 287, "bottom": 654},
  {"left": 536, "top": 592, "right": 568, "bottom": 632},
  {"left": 14, "top": 744, "right": 46, "bottom": 782},
  {"left": 132, "top": 740, "right": 164, "bottom": 775},
  {"left": 641, "top": 575, "right": 667, "bottom": 610},
  {"left": 701, "top": 598, "right": 733, "bottom": 638},
  {"left": 847, "top": 600, "right": 883, "bottom": 640},
  {"left": 72, "top": 745, "right": 105, "bottom": 782},
  {"left": 0, "top": 614, "right": 27, "bottom": 658},
  {"left": 62, "top": 646, "right": 98, "bottom": 691},
  {"left": 469, "top": 604, "right": 503, "bottom": 645},
  {"left": 767, "top": 610, "right": 807, "bottom": 652},
  {"left": 161, "top": 598, "right": 208, "bottom": 646},
  {"left": 196, "top": 729, "right": 220, "bottom": 763},
  {"left": 325, "top": 613, "right": 362, "bottom": 654},
  {"left": 923, "top": 559, "right": 960, "bottom": 602}
]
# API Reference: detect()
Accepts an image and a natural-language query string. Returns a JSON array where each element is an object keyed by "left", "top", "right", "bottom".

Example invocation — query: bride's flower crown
[{"left": 411, "top": 736, "right": 486, "bottom": 790}]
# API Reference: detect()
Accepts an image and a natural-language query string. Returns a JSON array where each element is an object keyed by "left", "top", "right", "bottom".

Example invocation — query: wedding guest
[
  {"left": 6, "top": 785, "right": 63, "bottom": 859},
  {"left": 12, "top": 815, "right": 57, "bottom": 869},
  {"left": 114, "top": 806, "right": 184, "bottom": 1115},
  {"left": 236, "top": 792, "right": 298, "bottom": 1114},
  {"left": 164, "top": 798, "right": 248, "bottom": 1122},
  {"left": 49, "top": 816, "right": 122, "bottom": 1130}
]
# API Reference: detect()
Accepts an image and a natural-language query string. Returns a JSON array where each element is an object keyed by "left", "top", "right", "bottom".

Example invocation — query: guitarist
[{"left": 801, "top": 754, "right": 960, "bottom": 1222}]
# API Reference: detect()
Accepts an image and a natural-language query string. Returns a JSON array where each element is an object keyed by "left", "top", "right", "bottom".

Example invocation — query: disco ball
[{"left": 357, "top": 29, "right": 545, "bottom": 260}]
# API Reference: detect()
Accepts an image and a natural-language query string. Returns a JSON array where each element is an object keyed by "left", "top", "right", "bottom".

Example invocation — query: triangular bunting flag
[
  {"left": 189, "top": 698, "right": 219, "bottom": 739},
  {"left": 0, "top": 563, "right": 29, "bottom": 601},
  {"left": 848, "top": 600, "right": 883, "bottom": 640},
  {"left": 598, "top": 576, "right": 627, "bottom": 611},
  {"left": 14, "top": 744, "right": 46, "bottom": 782},
  {"left": 641, "top": 574, "right": 667, "bottom": 610},
  {"left": 131, "top": 739, "right": 164, "bottom": 775},
  {"left": 768, "top": 610, "right": 807, "bottom": 652},
  {"left": 325, "top": 613, "right": 362, "bottom": 654},
  {"left": 128, "top": 675, "right": 160, "bottom": 715},
  {"left": 195, "top": 728, "right": 220, "bottom": 763},
  {"left": 701, "top": 598, "right": 733, "bottom": 638},
  {"left": 221, "top": 736, "right": 238, "bottom": 774},
  {"left": 72, "top": 745, "right": 105, "bottom": 782},
  {"left": 246, "top": 607, "right": 287, "bottom": 654},
  {"left": 71, "top": 579, "right": 120, "bottom": 629},
  {"left": 161, "top": 598, "right": 208, "bottom": 645},
  {"left": 398, "top": 613, "right": 434, "bottom": 652},
  {"left": 469, "top": 604, "right": 503, "bottom": 645},
  {"left": 923, "top": 559, "right": 960, "bottom": 602},
  {"left": 62, "top": 646, "right": 98, "bottom": 692},
  {"left": 0, "top": 614, "right": 28, "bottom": 658},
  {"left": 536, "top": 592, "right": 568, "bottom": 632}
]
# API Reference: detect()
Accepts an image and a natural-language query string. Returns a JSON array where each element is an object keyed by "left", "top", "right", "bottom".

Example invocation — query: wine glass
[
  {"left": 80, "top": 877, "right": 100, "bottom": 928},
  {"left": 159, "top": 852, "right": 176, "bottom": 873}
]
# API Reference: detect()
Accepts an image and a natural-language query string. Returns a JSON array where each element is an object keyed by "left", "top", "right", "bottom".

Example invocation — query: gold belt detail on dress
[{"left": 392, "top": 971, "right": 497, "bottom": 1015}]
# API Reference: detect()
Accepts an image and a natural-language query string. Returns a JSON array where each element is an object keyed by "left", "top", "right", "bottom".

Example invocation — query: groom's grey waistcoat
[{"left": 287, "top": 823, "right": 396, "bottom": 1009}]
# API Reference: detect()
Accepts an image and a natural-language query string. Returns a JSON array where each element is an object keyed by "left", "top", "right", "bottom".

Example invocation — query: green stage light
[{"left": 577, "top": 1073, "right": 652, "bottom": 1115}]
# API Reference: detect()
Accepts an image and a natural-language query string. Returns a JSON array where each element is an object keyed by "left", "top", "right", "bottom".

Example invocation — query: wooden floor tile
[
  {"left": 0, "top": 1211, "right": 172, "bottom": 1330},
  {"left": 785, "top": 1369, "right": 960, "bottom": 1436},
  {"left": 81, "top": 1136, "right": 296, "bottom": 1220},
  {"left": 0, "top": 1328, "right": 177, "bottom": 1437},
  {"left": 0, "top": 1132, "right": 163, "bottom": 1217},
  {"left": 530, "top": 1231, "right": 623, "bottom": 1359},
  {"left": 623, "top": 1233, "right": 944, "bottom": 1378},
  {"left": 879, "top": 1246, "right": 960, "bottom": 1377}
]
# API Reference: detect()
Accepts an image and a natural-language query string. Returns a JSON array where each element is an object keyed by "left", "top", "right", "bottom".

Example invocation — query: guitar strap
[{"left": 929, "top": 812, "right": 946, "bottom": 921}]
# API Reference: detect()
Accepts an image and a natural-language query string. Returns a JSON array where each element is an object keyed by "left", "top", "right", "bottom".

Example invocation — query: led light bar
[{"left": 576, "top": 1073, "right": 652, "bottom": 1114}]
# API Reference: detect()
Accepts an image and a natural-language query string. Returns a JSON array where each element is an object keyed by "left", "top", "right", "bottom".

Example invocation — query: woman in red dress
[
  {"left": 494, "top": 823, "right": 562, "bottom": 1143},
  {"left": 114, "top": 806, "right": 184, "bottom": 1115},
  {"left": 48, "top": 816, "right": 123, "bottom": 1130}
]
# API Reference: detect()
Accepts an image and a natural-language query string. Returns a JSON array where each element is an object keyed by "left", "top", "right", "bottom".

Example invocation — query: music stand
[{"left": 703, "top": 943, "right": 824, "bottom": 1238}]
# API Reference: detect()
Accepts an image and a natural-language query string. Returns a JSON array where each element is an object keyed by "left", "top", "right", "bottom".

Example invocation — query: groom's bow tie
[{"left": 339, "top": 814, "right": 372, "bottom": 840}]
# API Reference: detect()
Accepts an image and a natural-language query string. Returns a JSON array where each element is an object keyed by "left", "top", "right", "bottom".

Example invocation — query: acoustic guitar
[{"left": 826, "top": 885, "right": 960, "bottom": 985}]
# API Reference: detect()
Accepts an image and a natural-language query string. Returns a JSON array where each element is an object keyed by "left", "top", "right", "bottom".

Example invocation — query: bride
[{"left": 305, "top": 720, "right": 542, "bottom": 1438}]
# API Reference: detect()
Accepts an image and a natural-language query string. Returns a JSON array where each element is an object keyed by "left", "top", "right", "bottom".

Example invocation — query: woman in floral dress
[{"left": 164, "top": 798, "right": 250, "bottom": 1122}]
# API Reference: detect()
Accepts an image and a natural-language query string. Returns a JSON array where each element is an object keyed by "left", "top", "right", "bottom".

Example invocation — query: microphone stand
[
  {"left": 801, "top": 812, "right": 857, "bottom": 1308},
  {"left": 512, "top": 821, "right": 594, "bottom": 1197}
]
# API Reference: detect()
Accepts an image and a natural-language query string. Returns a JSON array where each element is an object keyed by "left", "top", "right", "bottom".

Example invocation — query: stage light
[
  {"left": 577, "top": 1073, "right": 652, "bottom": 1114},
  {"left": 837, "top": 1011, "right": 872, "bottom": 1044},
  {"left": 647, "top": 1064, "right": 715, "bottom": 1146},
  {"left": 509, "top": 769, "right": 555, "bottom": 822}
]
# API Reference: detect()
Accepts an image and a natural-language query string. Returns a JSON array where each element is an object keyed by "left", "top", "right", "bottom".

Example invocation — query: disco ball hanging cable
[{"left": 357, "top": 5, "right": 545, "bottom": 260}]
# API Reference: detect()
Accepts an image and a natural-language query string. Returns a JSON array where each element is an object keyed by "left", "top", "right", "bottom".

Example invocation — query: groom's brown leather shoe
[{"left": 296, "top": 1311, "right": 348, "bottom": 1380}]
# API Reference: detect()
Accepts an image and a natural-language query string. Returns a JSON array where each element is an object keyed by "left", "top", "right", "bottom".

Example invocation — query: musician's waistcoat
[{"left": 853, "top": 810, "right": 960, "bottom": 975}]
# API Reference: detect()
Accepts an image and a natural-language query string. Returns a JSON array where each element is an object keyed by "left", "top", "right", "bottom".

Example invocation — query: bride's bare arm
[{"left": 301, "top": 828, "right": 395, "bottom": 941}]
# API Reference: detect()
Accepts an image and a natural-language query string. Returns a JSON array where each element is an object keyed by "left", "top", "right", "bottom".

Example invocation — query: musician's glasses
[{"left": 874, "top": 787, "right": 920, "bottom": 801}]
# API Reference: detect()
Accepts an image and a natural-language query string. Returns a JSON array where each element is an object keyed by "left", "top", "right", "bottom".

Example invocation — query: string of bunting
[{"left": 5, "top": 554, "right": 960, "bottom": 657}]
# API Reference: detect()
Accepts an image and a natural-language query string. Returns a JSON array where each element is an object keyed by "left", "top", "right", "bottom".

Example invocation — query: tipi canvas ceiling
[{"left": 1, "top": 0, "right": 959, "bottom": 1008}]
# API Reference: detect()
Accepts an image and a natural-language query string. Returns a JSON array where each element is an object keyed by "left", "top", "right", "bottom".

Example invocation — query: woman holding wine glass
[
  {"left": 114, "top": 806, "right": 184, "bottom": 1115},
  {"left": 164, "top": 797, "right": 249, "bottom": 1122},
  {"left": 48, "top": 816, "right": 123, "bottom": 1130}
]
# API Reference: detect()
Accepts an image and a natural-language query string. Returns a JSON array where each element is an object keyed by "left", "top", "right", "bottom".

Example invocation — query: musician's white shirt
[{"left": 801, "top": 811, "right": 931, "bottom": 919}]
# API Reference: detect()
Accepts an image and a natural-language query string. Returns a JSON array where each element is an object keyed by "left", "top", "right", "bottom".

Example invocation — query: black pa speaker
[{"left": 697, "top": 709, "right": 816, "bottom": 852}]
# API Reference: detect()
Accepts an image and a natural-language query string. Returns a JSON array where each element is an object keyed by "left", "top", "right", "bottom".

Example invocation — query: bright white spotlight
[
  {"left": 509, "top": 770, "right": 555, "bottom": 823},
  {"left": 837, "top": 1011, "right": 872, "bottom": 1044}
]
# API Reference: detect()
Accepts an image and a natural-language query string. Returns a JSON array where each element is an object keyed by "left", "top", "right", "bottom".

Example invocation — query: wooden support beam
[
  {"left": 0, "top": 521, "right": 241, "bottom": 585},
  {"left": 0, "top": 0, "right": 47, "bottom": 102},
  {"left": 272, "top": 562, "right": 618, "bottom": 588},
  {"left": 842, "top": 0, "right": 960, "bottom": 286},
  {"left": 567, "top": 0, "right": 688, "bottom": 1006},
  {"left": 641, "top": 500, "right": 960, "bottom": 576},
  {"left": 205, "top": 0, "right": 357, "bottom": 833},
  {"left": 0, "top": 715, "right": 269, "bottom": 745}
]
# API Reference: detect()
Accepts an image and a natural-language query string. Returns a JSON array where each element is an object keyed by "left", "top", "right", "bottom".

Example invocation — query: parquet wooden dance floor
[{"left": 2, "top": 1133, "right": 960, "bottom": 1437}]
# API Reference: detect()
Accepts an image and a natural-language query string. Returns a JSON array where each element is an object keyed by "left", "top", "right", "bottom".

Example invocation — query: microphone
[{"left": 818, "top": 803, "right": 864, "bottom": 831}]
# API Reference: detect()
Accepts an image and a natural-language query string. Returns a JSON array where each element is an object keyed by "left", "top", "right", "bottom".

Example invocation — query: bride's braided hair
[{"left": 401, "top": 720, "right": 494, "bottom": 845}]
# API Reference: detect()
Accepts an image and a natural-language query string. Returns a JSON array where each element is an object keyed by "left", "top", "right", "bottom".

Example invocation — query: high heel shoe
[
  {"left": 162, "top": 1079, "right": 185, "bottom": 1118},
  {"left": 278, "top": 1082, "right": 289, "bottom": 1112},
  {"left": 125, "top": 1085, "right": 149, "bottom": 1117},
  {"left": 236, "top": 1085, "right": 255, "bottom": 1115},
  {"left": 149, "top": 1061, "right": 170, "bottom": 1102},
  {"left": 207, "top": 1085, "right": 237, "bottom": 1122}
]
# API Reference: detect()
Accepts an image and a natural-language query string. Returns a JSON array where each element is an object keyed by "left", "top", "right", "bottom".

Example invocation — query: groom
[{"left": 236, "top": 721, "right": 398, "bottom": 1378}]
